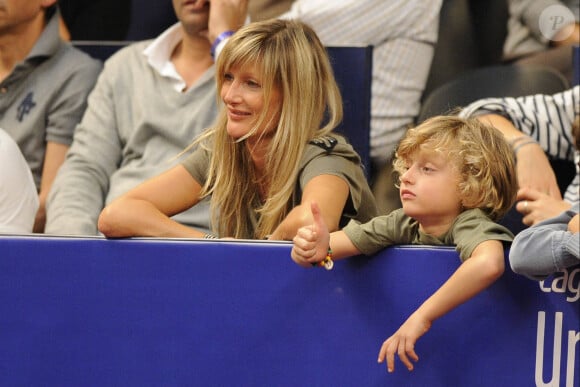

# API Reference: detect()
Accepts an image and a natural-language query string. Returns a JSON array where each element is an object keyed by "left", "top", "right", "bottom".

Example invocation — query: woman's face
[{"left": 220, "top": 62, "right": 281, "bottom": 141}]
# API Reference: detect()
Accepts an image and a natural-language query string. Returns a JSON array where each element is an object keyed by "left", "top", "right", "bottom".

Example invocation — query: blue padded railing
[{"left": 0, "top": 235, "right": 578, "bottom": 386}]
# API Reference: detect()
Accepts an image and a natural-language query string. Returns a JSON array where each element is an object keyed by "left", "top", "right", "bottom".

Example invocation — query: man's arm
[
  {"left": 40, "top": 51, "right": 101, "bottom": 233},
  {"left": 35, "top": 141, "right": 68, "bottom": 233},
  {"left": 207, "top": 0, "right": 249, "bottom": 53},
  {"left": 45, "top": 66, "right": 121, "bottom": 235},
  {"left": 477, "top": 114, "right": 561, "bottom": 199},
  {"left": 552, "top": 22, "right": 580, "bottom": 47},
  {"left": 461, "top": 87, "right": 579, "bottom": 224}
]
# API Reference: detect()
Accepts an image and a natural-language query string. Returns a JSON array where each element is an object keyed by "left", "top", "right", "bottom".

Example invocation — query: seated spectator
[
  {"left": 97, "top": 19, "right": 378, "bottom": 240},
  {"left": 291, "top": 115, "right": 517, "bottom": 372},
  {"left": 45, "top": 0, "right": 230, "bottom": 236},
  {"left": 504, "top": 0, "right": 579, "bottom": 83},
  {"left": 509, "top": 114, "right": 580, "bottom": 279},
  {"left": 0, "top": 129, "right": 39, "bottom": 234},
  {"left": 210, "top": 0, "right": 443, "bottom": 214},
  {"left": 0, "top": 1, "right": 102, "bottom": 232},
  {"left": 510, "top": 203, "right": 579, "bottom": 280},
  {"left": 461, "top": 86, "right": 579, "bottom": 226}
]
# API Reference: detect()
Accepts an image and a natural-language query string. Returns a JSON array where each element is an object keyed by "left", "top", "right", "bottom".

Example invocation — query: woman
[{"left": 98, "top": 19, "right": 377, "bottom": 240}]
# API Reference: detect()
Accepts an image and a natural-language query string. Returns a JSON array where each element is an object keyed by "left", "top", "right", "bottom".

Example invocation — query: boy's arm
[{"left": 378, "top": 239, "right": 505, "bottom": 372}]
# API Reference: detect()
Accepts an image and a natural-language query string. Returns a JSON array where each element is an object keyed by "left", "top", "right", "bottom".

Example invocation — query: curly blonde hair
[
  {"left": 393, "top": 115, "right": 518, "bottom": 221},
  {"left": 193, "top": 19, "right": 343, "bottom": 238}
]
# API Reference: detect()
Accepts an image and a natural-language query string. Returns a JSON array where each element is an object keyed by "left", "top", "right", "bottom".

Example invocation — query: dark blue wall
[{"left": 0, "top": 236, "right": 578, "bottom": 386}]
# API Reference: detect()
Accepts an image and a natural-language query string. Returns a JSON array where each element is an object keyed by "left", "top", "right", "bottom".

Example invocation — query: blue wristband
[{"left": 211, "top": 30, "right": 235, "bottom": 59}]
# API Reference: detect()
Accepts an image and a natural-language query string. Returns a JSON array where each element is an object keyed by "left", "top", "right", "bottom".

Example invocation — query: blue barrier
[{"left": 0, "top": 235, "right": 578, "bottom": 386}]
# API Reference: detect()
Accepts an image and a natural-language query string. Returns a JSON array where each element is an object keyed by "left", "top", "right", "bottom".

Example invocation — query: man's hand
[
  {"left": 208, "top": 0, "right": 248, "bottom": 43},
  {"left": 516, "top": 187, "right": 571, "bottom": 226},
  {"left": 513, "top": 142, "right": 561, "bottom": 200}
]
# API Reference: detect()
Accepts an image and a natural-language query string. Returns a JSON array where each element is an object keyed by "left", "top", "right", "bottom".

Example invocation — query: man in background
[
  {"left": 45, "top": 0, "right": 245, "bottom": 235},
  {"left": 0, "top": 0, "right": 101, "bottom": 232}
]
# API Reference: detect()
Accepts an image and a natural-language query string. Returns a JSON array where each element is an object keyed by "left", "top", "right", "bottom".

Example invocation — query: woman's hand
[{"left": 291, "top": 202, "right": 330, "bottom": 268}]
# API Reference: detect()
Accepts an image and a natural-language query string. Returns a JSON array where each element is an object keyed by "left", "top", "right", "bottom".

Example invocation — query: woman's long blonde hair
[{"left": 195, "top": 19, "right": 343, "bottom": 238}]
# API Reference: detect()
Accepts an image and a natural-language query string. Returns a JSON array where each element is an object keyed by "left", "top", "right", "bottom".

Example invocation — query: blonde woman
[{"left": 98, "top": 19, "right": 377, "bottom": 240}]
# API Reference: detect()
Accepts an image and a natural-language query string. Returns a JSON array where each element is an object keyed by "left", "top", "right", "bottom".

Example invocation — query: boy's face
[{"left": 398, "top": 148, "right": 463, "bottom": 229}]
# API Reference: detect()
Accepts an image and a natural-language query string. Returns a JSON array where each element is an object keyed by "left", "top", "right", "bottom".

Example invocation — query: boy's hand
[
  {"left": 291, "top": 202, "right": 330, "bottom": 268},
  {"left": 377, "top": 313, "right": 431, "bottom": 373}
]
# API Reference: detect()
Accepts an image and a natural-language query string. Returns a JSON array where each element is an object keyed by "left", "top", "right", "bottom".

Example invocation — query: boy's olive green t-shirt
[{"left": 343, "top": 208, "right": 514, "bottom": 262}]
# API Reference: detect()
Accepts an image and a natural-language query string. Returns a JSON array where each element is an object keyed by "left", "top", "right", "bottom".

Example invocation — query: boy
[{"left": 291, "top": 115, "right": 518, "bottom": 373}]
